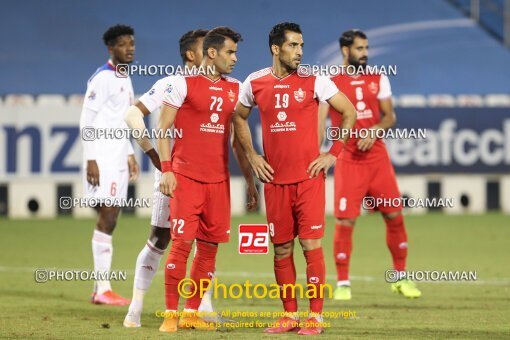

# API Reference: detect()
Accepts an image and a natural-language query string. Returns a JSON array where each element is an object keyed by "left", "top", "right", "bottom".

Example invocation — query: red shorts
[
  {"left": 334, "top": 152, "right": 401, "bottom": 219},
  {"left": 264, "top": 176, "right": 325, "bottom": 244},
  {"left": 169, "top": 173, "right": 231, "bottom": 243}
]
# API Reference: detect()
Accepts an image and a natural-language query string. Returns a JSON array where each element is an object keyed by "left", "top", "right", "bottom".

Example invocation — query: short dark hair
[
  {"left": 202, "top": 26, "right": 242, "bottom": 56},
  {"left": 179, "top": 29, "right": 208, "bottom": 63},
  {"left": 339, "top": 29, "right": 367, "bottom": 48},
  {"left": 102, "top": 24, "right": 135, "bottom": 46},
  {"left": 268, "top": 22, "right": 302, "bottom": 54}
]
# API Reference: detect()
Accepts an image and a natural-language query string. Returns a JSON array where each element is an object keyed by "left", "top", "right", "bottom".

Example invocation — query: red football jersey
[
  {"left": 329, "top": 73, "right": 392, "bottom": 163},
  {"left": 239, "top": 67, "right": 339, "bottom": 184},
  {"left": 163, "top": 74, "right": 240, "bottom": 183}
]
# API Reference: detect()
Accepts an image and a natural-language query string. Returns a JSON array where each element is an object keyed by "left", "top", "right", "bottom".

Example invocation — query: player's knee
[
  {"left": 151, "top": 226, "right": 171, "bottom": 250},
  {"left": 336, "top": 218, "right": 355, "bottom": 227},
  {"left": 274, "top": 241, "right": 294, "bottom": 259},
  {"left": 299, "top": 238, "right": 322, "bottom": 251}
]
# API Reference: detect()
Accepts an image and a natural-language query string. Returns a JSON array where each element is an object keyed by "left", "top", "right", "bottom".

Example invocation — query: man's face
[
  {"left": 192, "top": 37, "right": 205, "bottom": 67},
  {"left": 276, "top": 31, "right": 303, "bottom": 71},
  {"left": 110, "top": 35, "right": 135, "bottom": 64},
  {"left": 346, "top": 37, "right": 368, "bottom": 68},
  {"left": 213, "top": 38, "right": 238, "bottom": 74}
]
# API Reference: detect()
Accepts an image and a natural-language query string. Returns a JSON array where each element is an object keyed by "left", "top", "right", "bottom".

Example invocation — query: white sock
[
  {"left": 337, "top": 280, "right": 351, "bottom": 287},
  {"left": 198, "top": 276, "right": 214, "bottom": 313},
  {"left": 92, "top": 230, "right": 113, "bottom": 294},
  {"left": 129, "top": 241, "right": 164, "bottom": 313}
]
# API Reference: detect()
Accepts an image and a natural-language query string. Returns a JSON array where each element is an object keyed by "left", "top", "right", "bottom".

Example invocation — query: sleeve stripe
[{"left": 162, "top": 101, "right": 180, "bottom": 109}]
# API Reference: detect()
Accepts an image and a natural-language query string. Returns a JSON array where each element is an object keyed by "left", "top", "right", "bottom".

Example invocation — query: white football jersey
[{"left": 82, "top": 60, "right": 134, "bottom": 170}]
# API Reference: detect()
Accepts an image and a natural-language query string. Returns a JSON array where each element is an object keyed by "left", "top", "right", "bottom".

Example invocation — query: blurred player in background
[
  {"left": 328, "top": 29, "right": 421, "bottom": 300},
  {"left": 123, "top": 29, "right": 216, "bottom": 328},
  {"left": 79, "top": 24, "right": 139, "bottom": 306},
  {"left": 234, "top": 22, "right": 356, "bottom": 335},
  {"left": 157, "top": 26, "right": 257, "bottom": 333}
]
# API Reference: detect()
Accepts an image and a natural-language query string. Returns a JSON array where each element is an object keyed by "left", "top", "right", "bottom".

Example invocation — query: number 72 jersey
[{"left": 162, "top": 74, "right": 240, "bottom": 183}]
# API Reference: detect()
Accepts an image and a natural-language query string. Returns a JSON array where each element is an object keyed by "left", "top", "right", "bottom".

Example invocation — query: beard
[{"left": 348, "top": 56, "right": 368, "bottom": 70}]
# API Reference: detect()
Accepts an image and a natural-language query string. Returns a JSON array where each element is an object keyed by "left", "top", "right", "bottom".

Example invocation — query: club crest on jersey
[
  {"left": 294, "top": 88, "right": 305, "bottom": 102},
  {"left": 228, "top": 89, "right": 236, "bottom": 102},
  {"left": 88, "top": 91, "right": 96, "bottom": 100},
  {"left": 368, "top": 81, "right": 378, "bottom": 94},
  {"left": 210, "top": 113, "right": 219, "bottom": 123}
]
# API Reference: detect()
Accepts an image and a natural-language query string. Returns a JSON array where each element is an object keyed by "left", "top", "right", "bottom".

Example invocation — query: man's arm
[
  {"left": 232, "top": 102, "right": 274, "bottom": 183},
  {"left": 307, "top": 92, "right": 357, "bottom": 177},
  {"left": 231, "top": 122, "right": 259, "bottom": 211},
  {"left": 124, "top": 101, "right": 161, "bottom": 170},
  {"left": 317, "top": 102, "right": 329, "bottom": 146},
  {"left": 157, "top": 105, "right": 178, "bottom": 197},
  {"left": 356, "top": 97, "right": 396, "bottom": 151}
]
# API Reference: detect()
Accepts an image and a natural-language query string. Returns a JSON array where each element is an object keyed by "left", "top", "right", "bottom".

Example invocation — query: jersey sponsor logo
[
  {"left": 228, "top": 89, "right": 236, "bottom": 102},
  {"left": 274, "top": 84, "right": 290, "bottom": 89},
  {"left": 148, "top": 88, "right": 155, "bottom": 95},
  {"left": 270, "top": 112, "right": 296, "bottom": 132},
  {"left": 209, "top": 86, "right": 223, "bottom": 91},
  {"left": 294, "top": 88, "right": 306, "bottom": 102},
  {"left": 165, "top": 84, "right": 173, "bottom": 94},
  {"left": 368, "top": 81, "right": 378, "bottom": 94},
  {"left": 350, "top": 80, "right": 365, "bottom": 85},
  {"left": 238, "top": 224, "right": 269, "bottom": 254},
  {"left": 200, "top": 122, "right": 225, "bottom": 134},
  {"left": 310, "top": 224, "right": 322, "bottom": 230}
]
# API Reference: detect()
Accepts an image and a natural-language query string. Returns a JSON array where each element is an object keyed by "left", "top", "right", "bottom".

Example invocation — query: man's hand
[
  {"left": 246, "top": 183, "right": 259, "bottom": 211},
  {"left": 307, "top": 152, "right": 337, "bottom": 178},
  {"left": 146, "top": 148, "right": 161, "bottom": 171},
  {"left": 357, "top": 132, "right": 377, "bottom": 152},
  {"left": 86, "top": 160, "right": 100, "bottom": 186},
  {"left": 247, "top": 153, "right": 274, "bottom": 183},
  {"left": 128, "top": 155, "right": 139, "bottom": 182},
  {"left": 160, "top": 171, "right": 177, "bottom": 197}
]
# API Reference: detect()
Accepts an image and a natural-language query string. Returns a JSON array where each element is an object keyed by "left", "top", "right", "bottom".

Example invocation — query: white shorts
[
  {"left": 151, "top": 169, "right": 170, "bottom": 228},
  {"left": 83, "top": 168, "right": 129, "bottom": 205}
]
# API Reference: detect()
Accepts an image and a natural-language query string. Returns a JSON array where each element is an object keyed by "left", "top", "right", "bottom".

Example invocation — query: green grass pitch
[{"left": 1, "top": 213, "right": 509, "bottom": 339}]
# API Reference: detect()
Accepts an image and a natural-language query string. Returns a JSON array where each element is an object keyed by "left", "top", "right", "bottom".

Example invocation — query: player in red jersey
[
  {"left": 156, "top": 26, "right": 257, "bottom": 333},
  {"left": 327, "top": 30, "right": 421, "bottom": 300},
  {"left": 234, "top": 23, "right": 357, "bottom": 335}
]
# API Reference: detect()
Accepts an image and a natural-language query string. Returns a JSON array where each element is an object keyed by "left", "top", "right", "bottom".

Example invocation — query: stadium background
[{"left": 1, "top": 0, "right": 509, "bottom": 338}]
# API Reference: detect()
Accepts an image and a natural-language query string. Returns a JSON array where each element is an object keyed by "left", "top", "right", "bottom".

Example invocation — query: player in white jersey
[
  {"left": 79, "top": 25, "right": 140, "bottom": 305},
  {"left": 123, "top": 29, "right": 254, "bottom": 328}
]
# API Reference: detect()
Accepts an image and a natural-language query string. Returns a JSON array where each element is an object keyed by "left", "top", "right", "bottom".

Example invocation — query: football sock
[
  {"left": 164, "top": 240, "right": 192, "bottom": 310},
  {"left": 334, "top": 223, "right": 353, "bottom": 284},
  {"left": 185, "top": 240, "right": 218, "bottom": 310},
  {"left": 129, "top": 240, "right": 164, "bottom": 313},
  {"left": 92, "top": 230, "right": 112, "bottom": 294},
  {"left": 274, "top": 255, "right": 297, "bottom": 313},
  {"left": 304, "top": 247, "right": 325, "bottom": 314},
  {"left": 385, "top": 214, "right": 408, "bottom": 272}
]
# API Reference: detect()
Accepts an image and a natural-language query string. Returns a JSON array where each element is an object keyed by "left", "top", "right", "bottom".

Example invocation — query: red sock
[
  {"left": 385, "top": 214, "right": 408, "bottom": 272},
  {"left": 185, "top": 240, "right": 218, "bottom": 310},
  {"left": 164, "top": 240, "right": 192, "bottom": 310},
  {"left": 274, "top": 255, "right": 297, "bottom": 312},
  {"left": 304, "top": 247, "right": 325, "bottom": 314},
  {"left": 333, "top": 223, "right": 353, "bottom": 282}
]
